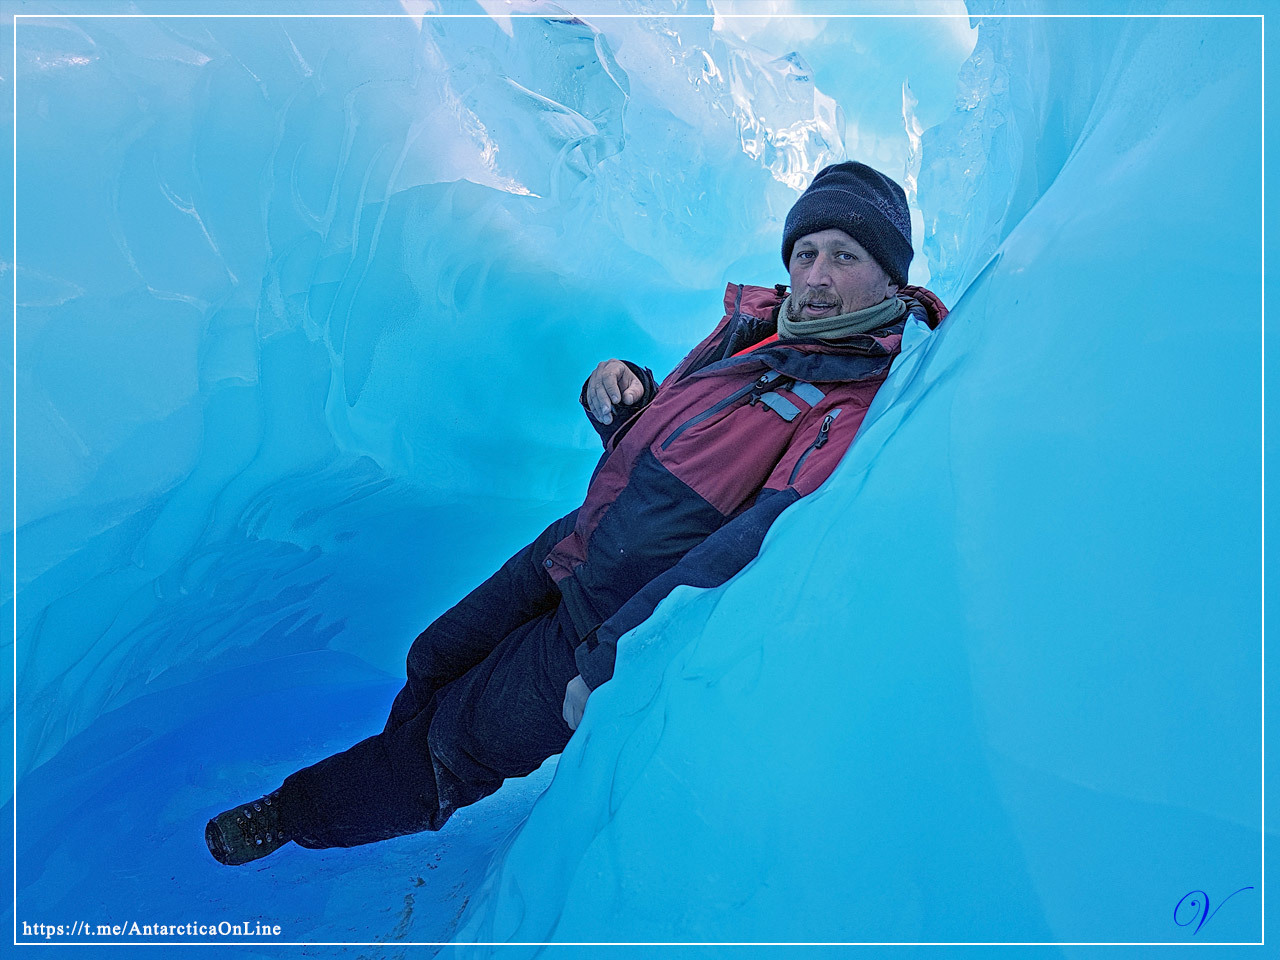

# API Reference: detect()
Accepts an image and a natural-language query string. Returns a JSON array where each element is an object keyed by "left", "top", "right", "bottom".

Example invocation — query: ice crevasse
[
  {"left": 455, "top": 7, "right": 1264, "bottom": 948},
  {"left": 6, "top": 0, "right": 1266, "bottom": 951}
]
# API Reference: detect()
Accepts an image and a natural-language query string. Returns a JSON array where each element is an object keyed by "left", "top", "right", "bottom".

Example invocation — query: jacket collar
[{"left": 702, "top": 282, "right": 947, "bottom": 384}]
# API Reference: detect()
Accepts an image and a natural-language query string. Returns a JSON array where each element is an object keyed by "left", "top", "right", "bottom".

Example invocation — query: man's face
[{"left": 787, "top": 228, "right": 899, "bottom": 320}]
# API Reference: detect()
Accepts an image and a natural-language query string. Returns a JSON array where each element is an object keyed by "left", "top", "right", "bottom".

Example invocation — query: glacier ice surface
[{"left": 7, "top": 0, "right": 1265, "bottom": 951}]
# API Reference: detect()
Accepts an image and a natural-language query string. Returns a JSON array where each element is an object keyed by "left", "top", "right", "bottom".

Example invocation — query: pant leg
[
  {"left": 383, "top": 508, "right": 578, "bottom": 734},
  {"left": 279, "top": 602, "right": 581, "bottom": 848}
]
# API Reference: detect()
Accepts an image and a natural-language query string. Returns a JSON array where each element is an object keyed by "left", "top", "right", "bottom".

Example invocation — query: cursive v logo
[{"left": 1174, "top": 887, "right": 1254, "bottom": 935}]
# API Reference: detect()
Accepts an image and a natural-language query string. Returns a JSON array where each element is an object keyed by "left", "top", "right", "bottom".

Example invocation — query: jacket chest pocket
[
  {"left": 655, "top": 372, "right": 826, "bottom": 514},
  {"left": 660, "top": 372, "right": 829, "bottom": 447},
  {"left": 787, "top": 407, "right": 842, "bottom": 485},
  {"left": 659, "top": 371, "right": 786, "bottom": 451}
]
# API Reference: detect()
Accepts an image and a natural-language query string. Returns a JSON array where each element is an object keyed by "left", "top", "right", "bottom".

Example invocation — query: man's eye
[{"left": 836, "top": 252, "right": 855, "bottom": 261}]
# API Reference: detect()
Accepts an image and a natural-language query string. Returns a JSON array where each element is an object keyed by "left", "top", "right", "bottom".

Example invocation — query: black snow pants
[{"left": 277, "top": 509, "right": 582, "bottom": 848}]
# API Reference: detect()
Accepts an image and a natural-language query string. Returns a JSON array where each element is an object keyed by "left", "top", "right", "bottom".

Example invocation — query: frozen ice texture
[
  {"left": 455, "top": 5, "right": 1264, "bottom": 947},
  {"left": 8, "top": 0, "right": 1262, "bottom": 949}
]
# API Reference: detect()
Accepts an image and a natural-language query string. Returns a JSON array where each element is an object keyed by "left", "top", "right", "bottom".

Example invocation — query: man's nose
[{"left": 808, "top": 253, "right": 834, "bottom": 285}]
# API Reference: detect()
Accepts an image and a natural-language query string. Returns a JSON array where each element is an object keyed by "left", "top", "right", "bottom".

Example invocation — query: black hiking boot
[{"left": 205, "top": 790, "right": 291, "bottom": 866}]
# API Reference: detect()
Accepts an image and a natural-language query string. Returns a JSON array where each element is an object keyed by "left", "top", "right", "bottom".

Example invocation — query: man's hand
[
  {"left": 585, "top": 360, "right": 644, "bottom": 425},
  {"left": 563, "top": 675, "right": 591, "bottom": 731}
]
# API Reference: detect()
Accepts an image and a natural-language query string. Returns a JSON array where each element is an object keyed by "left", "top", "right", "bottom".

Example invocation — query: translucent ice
[
  {"left": 8, "top": 0, "right": 1263, "bottom": 950},
  {"left": 455, "top": 7, "right": 1264, "bottom": 948}
]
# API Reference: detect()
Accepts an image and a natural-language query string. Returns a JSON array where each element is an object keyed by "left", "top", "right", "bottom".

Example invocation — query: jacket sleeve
[
  {"left": 579, "top": 360, "right": 659, "bottom": 449},
  {"left": 572, "top": 392, "right": 876, "bottom": 690}
]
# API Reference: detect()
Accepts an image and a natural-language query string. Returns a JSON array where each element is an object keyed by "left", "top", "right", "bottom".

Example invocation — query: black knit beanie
[{"left": 781, "top": 161, "right": 913, "bottom": 286}]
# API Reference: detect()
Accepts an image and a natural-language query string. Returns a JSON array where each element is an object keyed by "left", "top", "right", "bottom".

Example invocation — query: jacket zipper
[
  {"left": 660, "top": 371, "right": 780, "bottom": 450},
  {"left": 788, "top": 408, "right": 841, "bottom": 485}
]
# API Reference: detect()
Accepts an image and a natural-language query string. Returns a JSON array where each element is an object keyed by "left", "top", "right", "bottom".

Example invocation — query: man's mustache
[{"left": 790, "top": 295, "right": 840, "bottom": 318}]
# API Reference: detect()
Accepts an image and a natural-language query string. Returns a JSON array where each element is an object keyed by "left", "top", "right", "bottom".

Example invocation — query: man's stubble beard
[
  {"left": 788, "top": 295, "right": 837, "bottom": 322},
  {"left": 786, "top": 296, "right": 810, "bottom": 322}
]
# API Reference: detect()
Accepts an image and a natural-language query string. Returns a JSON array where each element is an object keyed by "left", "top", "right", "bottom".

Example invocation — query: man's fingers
[
  {"left": 588, "top": 379, "right": 613, "bottom": 423},
  {"left": 586, "top": 360, "right": 647, "bottom": 424},
  {"left": 611, "top": 364, "right": 642, "bottom": 405},
  {"left": 621, "top": 373, "right": 644, "bottom": 404},
  {"left": 563, "top": 675, "right": 590, "bottom": 731},
  {"left": 603, "top": 368, "right": 622, "bottom": 405},
  {"left": 588, "top": 361, "right": 623, "bottom": 422}
]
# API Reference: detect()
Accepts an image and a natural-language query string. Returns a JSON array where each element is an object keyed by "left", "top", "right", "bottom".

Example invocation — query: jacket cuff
[{"left": 574, "top": 627, "right": 616, "bottom": 691}]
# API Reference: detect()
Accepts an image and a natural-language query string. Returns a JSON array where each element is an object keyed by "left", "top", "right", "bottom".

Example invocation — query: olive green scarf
[{"left": 776, "top": 294, "right": 906, "bottom": 341}]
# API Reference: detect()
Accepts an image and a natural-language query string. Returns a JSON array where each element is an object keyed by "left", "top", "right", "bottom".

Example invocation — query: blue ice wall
[
  {"left": 7, "top": 0, "right": 1266, "bottom": 952},
  {"left": 10, "top": 0, "right": 973, "bottom": 775}
]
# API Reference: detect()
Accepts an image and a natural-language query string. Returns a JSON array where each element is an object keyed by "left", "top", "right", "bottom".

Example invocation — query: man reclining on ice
[{"left": 205, "top": 160, "right": 948, "bottom": 866}]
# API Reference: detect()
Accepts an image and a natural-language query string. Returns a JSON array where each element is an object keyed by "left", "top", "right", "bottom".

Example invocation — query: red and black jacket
[{"left": 555, "top": 282, "right": 947, "bottom": 689}]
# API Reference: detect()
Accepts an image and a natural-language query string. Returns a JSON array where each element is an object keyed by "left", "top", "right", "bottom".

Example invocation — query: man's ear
[{"left": 887, "top": 282, "right": 900, "bottom": 298}]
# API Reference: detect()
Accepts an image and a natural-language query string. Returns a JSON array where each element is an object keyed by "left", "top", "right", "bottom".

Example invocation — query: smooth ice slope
[{"left": 456, "top": 10, "right": 1264, "bottom": 948}]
